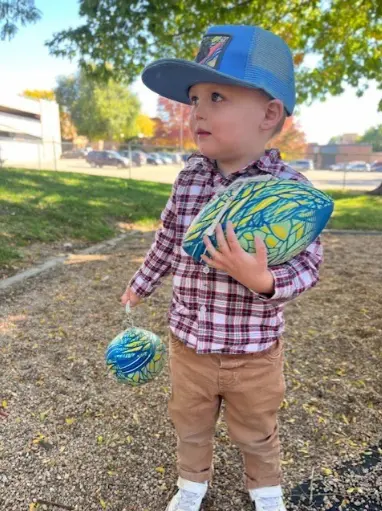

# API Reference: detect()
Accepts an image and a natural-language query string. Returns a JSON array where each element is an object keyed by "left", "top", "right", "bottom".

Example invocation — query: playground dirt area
[{"left": 0, "top": 231, "right": 381, "bottom": 510}]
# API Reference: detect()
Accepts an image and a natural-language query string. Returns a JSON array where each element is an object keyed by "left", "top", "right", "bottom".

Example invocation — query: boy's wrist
[{"left": 248, "top": 270, "right": 275, "bottom": 295}]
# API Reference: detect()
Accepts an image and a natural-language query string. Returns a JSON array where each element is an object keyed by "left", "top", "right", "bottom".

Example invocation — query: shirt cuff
[
  {"left": 129, "top": 271, "right": 154, "bottom": 299},
  {"left": 256, "top": 266, "right": 294, "bottom": 302}
]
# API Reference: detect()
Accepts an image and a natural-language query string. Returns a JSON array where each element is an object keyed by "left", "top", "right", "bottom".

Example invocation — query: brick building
[{"left": 306, "top": 143, "right": 382, "bottom": 169}]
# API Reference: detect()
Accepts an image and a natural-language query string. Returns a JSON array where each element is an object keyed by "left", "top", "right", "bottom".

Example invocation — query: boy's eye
[
  {"left": 189, "top": 92, "right": 224, "bottom": 105},
  {"left": 211, "top": 92, "right": 223, "bottom": 102}
]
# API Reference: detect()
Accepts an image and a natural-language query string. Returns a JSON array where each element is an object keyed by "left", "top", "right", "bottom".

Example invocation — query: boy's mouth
[{"left": 196, "top": 129, "right": 211, "bottom": 136}]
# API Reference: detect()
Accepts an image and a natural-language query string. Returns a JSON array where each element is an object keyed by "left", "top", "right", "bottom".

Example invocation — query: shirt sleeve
[
  {"left": 128, "top": 177, "right": 178, "bottom": 298},
  {"left": 256, "top": 236, "right": 323, "bottom": 304}
]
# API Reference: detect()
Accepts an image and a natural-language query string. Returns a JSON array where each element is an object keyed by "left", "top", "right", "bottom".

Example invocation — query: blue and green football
[
  {"left": 105, "top": 327, "right": 166, "bottom": 386},
  {"left": 182, "top": 178, "right": 334, "bottom": 266}
]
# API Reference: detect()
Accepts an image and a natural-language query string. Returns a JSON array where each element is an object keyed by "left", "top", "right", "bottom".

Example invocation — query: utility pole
[{"left": 179, "top": 103, "right": 184, "bottom": 152}]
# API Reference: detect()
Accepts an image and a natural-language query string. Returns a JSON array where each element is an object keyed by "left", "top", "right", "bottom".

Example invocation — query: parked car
[
  {"left": 287, "top": 159, "right": 315, "bottom": 171},
  {"left": 119, "top": 150, "right": 147, "bottom": 166},
  {"left": 60, "top": 149, "right": 87, "bottom": 159},
  {"left": 147, "top": 153, "right": 164, "bottom": 165},
  {"left": 161, "top": 152, "right": 180, "bottom": 164},
  {"left": 157, "top": 153, "right": 174, "bottom": 164},
  {"left": 132, "top": 151, "right": 147, "bottom": 166},
  {"left": 345, "top": 161, "right": 371, "bottom": 172},
  {"left": 86, "top": 150, "right": 130, "bottom": 168},
  {"left": 329, "top": 162, "right": 347, "bottom": 171},
  {"left": 168, "top": 153, "right": 183, "bottom": 164},
  {"left": 371, "top": 161, "right": 382, "bottom": 172}
]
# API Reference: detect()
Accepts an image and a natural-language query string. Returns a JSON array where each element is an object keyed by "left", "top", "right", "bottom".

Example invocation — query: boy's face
[{"left": 188, "top": 83, "right": 272, "bottom": 163}]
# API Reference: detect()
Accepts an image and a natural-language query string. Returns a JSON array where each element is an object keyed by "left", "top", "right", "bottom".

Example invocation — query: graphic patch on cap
[{"left": 195, "top": 35, "right": 231, "bottom": 69}]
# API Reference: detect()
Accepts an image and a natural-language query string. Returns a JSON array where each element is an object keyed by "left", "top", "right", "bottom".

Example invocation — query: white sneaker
[
  {"left": 249, "top": 485, "right": 286, "bottom": 511},
  {"left": 166, "top": 477, "right": 208, "bottom": 511}
]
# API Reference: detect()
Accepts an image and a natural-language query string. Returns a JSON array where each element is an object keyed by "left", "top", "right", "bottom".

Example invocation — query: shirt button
[
  {"left": 200, "top": 305, "right": 207, "bottom": 313},
  {"left": 202, "top": 266, "right": 210, "bottom": 274}
]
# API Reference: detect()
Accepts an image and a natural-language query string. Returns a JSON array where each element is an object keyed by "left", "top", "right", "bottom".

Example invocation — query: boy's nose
[{"left": 195, "top": 106, "right": 207, "bottom": 120}]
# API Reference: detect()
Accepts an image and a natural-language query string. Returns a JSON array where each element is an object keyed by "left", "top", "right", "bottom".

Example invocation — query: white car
[
  {"left": 158, "top": 153, "right": 173, "bottom": 164},
  {"left": 329, "top": 163, "right": 347, "bottom": 171},
  {"left": 345, "top": 161, "right": 371, "bottom": 172},
  {"left": 167, "top": 153, "right": 182, "bottom": 164},
  {"left": 287, "top": 159, "right": 315, "bottom": 171}
]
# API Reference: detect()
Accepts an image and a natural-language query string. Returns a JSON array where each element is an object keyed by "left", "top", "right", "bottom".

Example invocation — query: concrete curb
[
  {"left": 1, "top": 228, "right": 381, "bottom": 292},
  {"left": 0, "top": 231, "right": 139, "bottom": 292}
]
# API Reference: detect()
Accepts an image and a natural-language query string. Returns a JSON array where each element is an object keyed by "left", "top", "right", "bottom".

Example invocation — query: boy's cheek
[
  {"left": 189, "top": 114, "right": 196, "bottom": 129},
  {"left": 188, "top": 115, "right": 197, "bottom": 143}
]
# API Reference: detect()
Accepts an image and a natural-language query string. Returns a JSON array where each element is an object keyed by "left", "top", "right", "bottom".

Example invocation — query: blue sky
[{"left": 1, "top": 0, "right": 381, "bottom": 144}]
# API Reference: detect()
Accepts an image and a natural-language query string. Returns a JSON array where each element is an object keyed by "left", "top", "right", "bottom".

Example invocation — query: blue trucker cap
[{"left": 142, "top": 25, "right": 296, "bottom": 115}]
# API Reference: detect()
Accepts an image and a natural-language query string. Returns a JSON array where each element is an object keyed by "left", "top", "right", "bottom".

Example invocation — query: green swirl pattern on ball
[
  {"left": 183, "top": 179, "right": 333, "bottom": 266},
  {"left": 105, "top": 327, "right": 166, "bottom": 386}
]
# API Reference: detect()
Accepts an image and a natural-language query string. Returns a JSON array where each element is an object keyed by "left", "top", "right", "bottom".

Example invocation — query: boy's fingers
[
  {"left": 121, "top": 290, "right": 130, "bottom": 305},
  {"left": 201, "top": 253, "right": 218, "bottom": 268},
  {"left": 226, "top": 221, "right": 241, "bottom": 251},
  {"left": 215, "top": 224, "right": 229, "bottom": 253},
  {"left": 203, "top": 235, "right": 219, "bottom": 260},
  {"left": 254, "top": 236, "right": 268, "bottom": 266}
]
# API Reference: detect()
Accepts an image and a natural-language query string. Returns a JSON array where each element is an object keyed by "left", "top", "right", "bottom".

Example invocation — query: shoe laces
[
  {"left": 257, "top": 496, "right": 282, "bottom": 511},
  {"left": 177, "top": 488, "right": 202, "bottom": 510}
]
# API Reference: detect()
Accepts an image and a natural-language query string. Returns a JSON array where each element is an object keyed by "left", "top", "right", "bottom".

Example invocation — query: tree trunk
[{"left": 368, "top": 182, "right": 382, "bottom": 195}]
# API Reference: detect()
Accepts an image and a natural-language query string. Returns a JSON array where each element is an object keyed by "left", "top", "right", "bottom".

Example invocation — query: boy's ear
[{"left": 260, "top": 99, "right": 284, "bottom": 132}]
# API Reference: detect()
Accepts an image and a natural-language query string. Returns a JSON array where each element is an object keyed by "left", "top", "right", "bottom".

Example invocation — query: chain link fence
[{"left": 1, "top": 138, "right": 381, "bottom": 191}]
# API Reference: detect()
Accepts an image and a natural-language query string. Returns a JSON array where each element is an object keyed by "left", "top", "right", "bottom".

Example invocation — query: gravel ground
[{"left": 0, "top": 231, "right": 381, "bottom": 511}]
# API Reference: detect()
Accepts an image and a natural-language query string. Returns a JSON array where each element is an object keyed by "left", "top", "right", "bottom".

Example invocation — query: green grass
[
  {"left": 326, "top": 189, "right": 382, "bottom": 231},
  {"left": 0, "top": 168, "right": 381, "bottom": 268},
  {"left": 0, "top": 168, "right": 171, "bottom": 267}
]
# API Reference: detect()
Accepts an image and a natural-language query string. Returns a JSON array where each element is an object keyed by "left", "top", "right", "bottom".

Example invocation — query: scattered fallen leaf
[
  {"left": 32, "top": 433, "right": 45, "bottom": 444},
  {"left": 280, "top": 458, "right": 294, "bottom": 465}
]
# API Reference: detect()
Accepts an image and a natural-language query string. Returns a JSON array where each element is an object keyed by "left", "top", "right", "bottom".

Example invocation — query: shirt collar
[{"left": 195, "top": 148, "right": 283, "bottom": 178}]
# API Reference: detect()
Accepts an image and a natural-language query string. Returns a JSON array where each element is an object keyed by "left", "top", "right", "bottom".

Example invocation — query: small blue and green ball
[{"left": 105, "top": 327, "right": 166, "bottom": 386}]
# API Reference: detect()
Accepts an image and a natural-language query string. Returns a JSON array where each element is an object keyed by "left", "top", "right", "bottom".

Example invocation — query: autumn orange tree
[
  {"left": 154, "top": 97, "right": 196, "bottom": 150},
  {"left": 267, "top": 116, "right": 307, "bottom": 161}
]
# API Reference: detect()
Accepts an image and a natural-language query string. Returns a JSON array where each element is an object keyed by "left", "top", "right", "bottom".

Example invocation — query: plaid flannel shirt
[{"left": 129, "top": 149, "right": 323, "bottom": 354}]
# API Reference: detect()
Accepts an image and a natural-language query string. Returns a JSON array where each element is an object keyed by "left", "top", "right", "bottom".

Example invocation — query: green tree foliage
[
  {"left": 359, "top": 124, "right": 382, "bottom": 152},
  {"left": 54, "top": 72, "right": 141, "bottom": 140},
  {"left": 46, "top": 0, "right": 382, "bottom": 109},
  {"left": 0, "top": 0, "right": 41, "bottom": 40}
]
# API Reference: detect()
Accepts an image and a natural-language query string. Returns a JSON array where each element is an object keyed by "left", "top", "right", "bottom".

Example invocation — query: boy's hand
[
  {"left": 201, "top": 221, "right": 274, "bottom": 295},
  {"left": 121, "top": 287, "right": 142, "bottom": 308}
]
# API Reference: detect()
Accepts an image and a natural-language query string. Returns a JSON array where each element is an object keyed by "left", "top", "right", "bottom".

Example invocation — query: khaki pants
[{"left": 168, "top": 331, "right": 285, "bottom": 490}]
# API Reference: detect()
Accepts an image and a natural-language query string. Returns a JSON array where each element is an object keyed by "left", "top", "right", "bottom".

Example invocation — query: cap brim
[{"left": 142, "top": 59, "right": 268, "bottom": 106}]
